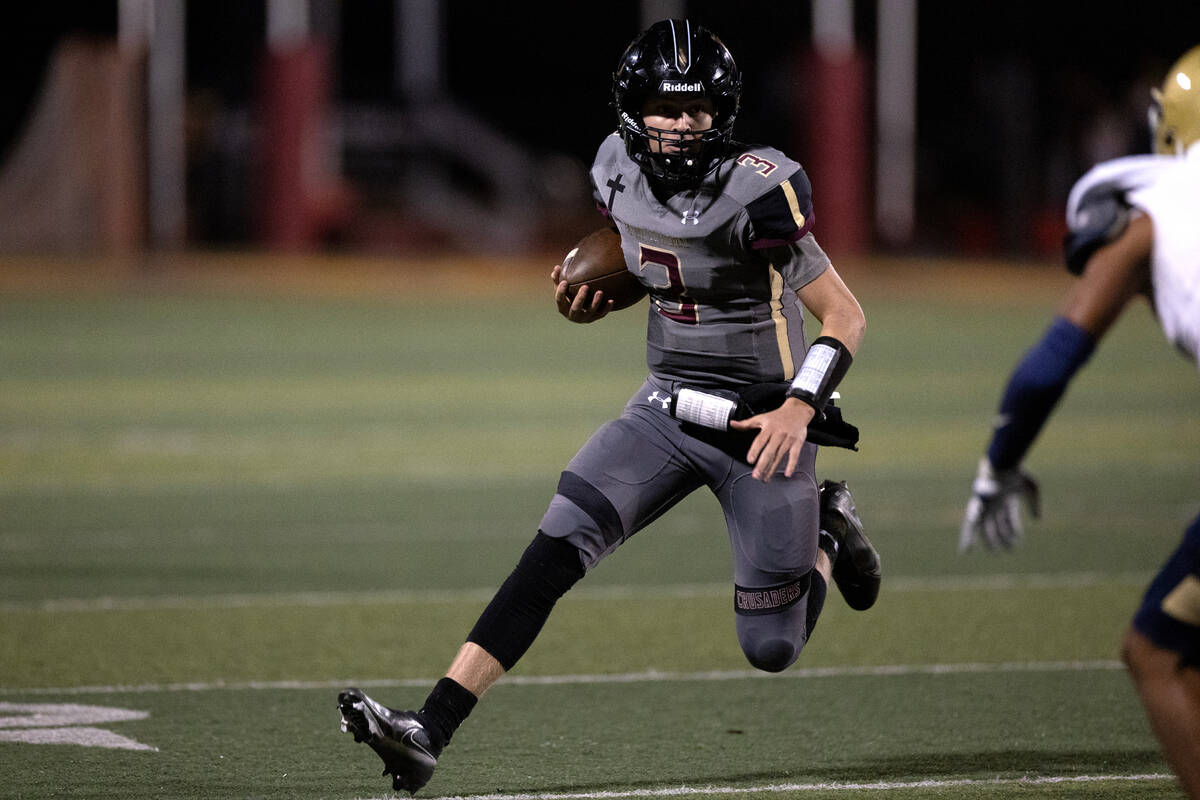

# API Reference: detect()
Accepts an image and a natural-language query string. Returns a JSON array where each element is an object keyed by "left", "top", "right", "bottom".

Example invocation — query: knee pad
[
  {"left": 467, "top": 533, "right": 585, "bottom": 670},
  {"left": 744, "top": 638, "right": 799, "bottom": 673}
]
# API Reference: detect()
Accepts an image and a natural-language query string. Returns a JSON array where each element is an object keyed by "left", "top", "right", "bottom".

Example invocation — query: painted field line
[
  {"left": 1, "top": 659, "right": 1124, "bottom": 697},
  {"left": 0, "top": 571, "right": 1153, "bottom": 613},
  {"left": 418, "top": 773, "right": 1177, "bottom": 800}
]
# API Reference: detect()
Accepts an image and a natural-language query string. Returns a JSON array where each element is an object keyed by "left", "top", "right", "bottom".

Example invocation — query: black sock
[
  {"left": 818, "top": 529, "right": 839, "bottom": 561},
  {"left": 417, "top": 677, "right": 477, "bottom": 753},
  {"left": 805, "top": 571, "right": 829, "bottom": 636}
]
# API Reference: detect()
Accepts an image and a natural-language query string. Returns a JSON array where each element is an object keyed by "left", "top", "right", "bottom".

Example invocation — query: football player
[
  {"left": 960, "top": 44, "right": 1200, "bottom": 798},
  {"left": 339, "top": 19, "right": 881, "bottom": 794}
]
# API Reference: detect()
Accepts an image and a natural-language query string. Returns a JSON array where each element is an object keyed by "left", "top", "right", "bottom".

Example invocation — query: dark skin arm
[{"left": 1060, "top": 213, "right": 1154, "bottom": 336}]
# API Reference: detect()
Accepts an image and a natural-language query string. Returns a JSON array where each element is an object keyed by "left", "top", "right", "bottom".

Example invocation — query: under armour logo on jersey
[
  {"left": 647, "top": 390, "right": 672, "bottom": 410},
  {"left": 681, "top": 209, "right": 700, "bottom": 225}
]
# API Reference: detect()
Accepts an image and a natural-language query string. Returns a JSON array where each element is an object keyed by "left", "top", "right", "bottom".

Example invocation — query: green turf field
[{"left": 1, "top": 259, "right": 1197, "bottom": 799}]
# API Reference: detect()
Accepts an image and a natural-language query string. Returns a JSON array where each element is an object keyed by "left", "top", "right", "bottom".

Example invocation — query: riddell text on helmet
[{"left": 660, "top": 80, "right": 704, "bottom": 93}]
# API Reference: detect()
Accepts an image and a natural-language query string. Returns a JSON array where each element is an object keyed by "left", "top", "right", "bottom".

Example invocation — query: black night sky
[{"left": 2, "top": 1, "right": 1199, "bottom": 252}]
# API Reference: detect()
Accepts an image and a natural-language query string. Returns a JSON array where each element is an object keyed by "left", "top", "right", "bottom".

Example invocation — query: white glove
[{"left": 959, "top": 458, "right": 1041, "bottom": 552}]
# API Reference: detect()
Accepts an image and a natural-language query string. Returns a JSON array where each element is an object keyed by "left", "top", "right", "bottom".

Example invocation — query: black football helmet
[{"left": 613, "top": 19, "right": 742, "bottom": 188}]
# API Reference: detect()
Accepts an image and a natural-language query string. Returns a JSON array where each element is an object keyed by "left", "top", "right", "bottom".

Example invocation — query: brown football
[{"left": 560, "top": 227, "right": 647, "bottom": 311}]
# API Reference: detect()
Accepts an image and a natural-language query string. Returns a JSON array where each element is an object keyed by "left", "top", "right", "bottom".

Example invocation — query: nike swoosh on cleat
[{"left": 400, "top": 728, "right": 433, "bottom": 759}]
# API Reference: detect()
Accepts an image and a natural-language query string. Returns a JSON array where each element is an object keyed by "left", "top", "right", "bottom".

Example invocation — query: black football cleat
[
  {"left": 820, "top": 480, "right": 881, "bottom": 611},
  {"left": 338, "top": 688, "right": 439, "bottom": 795}
]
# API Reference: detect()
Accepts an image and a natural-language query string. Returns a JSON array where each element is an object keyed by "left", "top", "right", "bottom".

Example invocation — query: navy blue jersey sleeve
[
  {"left": 986, "top": 317, "right": 1096, "bottom": 469},
  {"left": 746, "top": 167, "right": 816, "bottom": 250}
]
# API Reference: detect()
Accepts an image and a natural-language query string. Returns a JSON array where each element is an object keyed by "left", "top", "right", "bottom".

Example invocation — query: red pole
[
  {"left": 255, "top": 39, "right": 351, "bottom": 250},
  {"left": 800, "top": 49, "right": 870, "bottom": 256}
]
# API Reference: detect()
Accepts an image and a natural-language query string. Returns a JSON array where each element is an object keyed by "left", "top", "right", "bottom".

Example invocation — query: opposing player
[
  {"left": 960, "top": 45, "right": 1200, "bottom": 798},
  {"left": 338, "top": 19, "right": 881, "bottom": 794}
]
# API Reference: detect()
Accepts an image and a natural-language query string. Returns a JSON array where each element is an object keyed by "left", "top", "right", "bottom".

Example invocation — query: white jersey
[{"left": 1066, "top": 146, "right": 1200, "bottom": 364}]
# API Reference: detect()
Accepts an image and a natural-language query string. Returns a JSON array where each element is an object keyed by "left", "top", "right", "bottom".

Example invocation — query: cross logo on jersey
[{"left": 606, "top": 174, "right": 626, "bottom": 212}]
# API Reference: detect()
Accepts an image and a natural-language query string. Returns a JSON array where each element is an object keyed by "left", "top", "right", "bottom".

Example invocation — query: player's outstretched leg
[
  {"left": 1121, "top": 628, "right": 1200, "bottom": 798},
  {"left": 338, "top": 687, "right": 439, "bottom": 795},
  {"left": 819, "top": 480, "right": 882, "bottom": 610}
]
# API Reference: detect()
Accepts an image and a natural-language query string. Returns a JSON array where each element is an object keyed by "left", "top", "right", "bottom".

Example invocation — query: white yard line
[
  {"left": 0, "top": 571, "right": 1153, "bottom": 613},
  {"left": 0, "top": 659, "right": 1124, "bottom": 697},
  {"left": 414, "top": 774, "right": 1177, "bottom": 800}
]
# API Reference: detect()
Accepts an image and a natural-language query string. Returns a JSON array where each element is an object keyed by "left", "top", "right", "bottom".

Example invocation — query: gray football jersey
[{"left": 591, "top": 133, "right": 831, "bottom": 388}]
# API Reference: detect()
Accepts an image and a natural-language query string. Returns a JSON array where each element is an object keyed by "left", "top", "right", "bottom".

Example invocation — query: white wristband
[
  {"left": 791, "top": 343, "right": 837, "bottom": 396},
  {"left": 787, "top": 336, "right": 852, "bottom": 412}
]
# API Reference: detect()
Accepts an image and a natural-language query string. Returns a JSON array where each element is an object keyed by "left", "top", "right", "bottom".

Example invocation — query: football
[{"left": 560, "top": 227, "right": 647, "bottom": 311}]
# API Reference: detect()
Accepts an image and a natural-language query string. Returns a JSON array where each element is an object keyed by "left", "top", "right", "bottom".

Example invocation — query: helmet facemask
[{"left": 617, "top": 105, "right": 737, "bottom": 188}]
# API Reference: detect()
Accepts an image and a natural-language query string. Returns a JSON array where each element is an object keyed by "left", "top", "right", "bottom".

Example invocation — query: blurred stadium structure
[{"left": 0, "top": 0, "right": 1197, "bottom": 260}]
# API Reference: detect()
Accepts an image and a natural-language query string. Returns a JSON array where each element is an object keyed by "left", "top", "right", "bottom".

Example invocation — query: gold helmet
[{"left": 1150, "top": 44, "right": 1200, "bottom": 155}]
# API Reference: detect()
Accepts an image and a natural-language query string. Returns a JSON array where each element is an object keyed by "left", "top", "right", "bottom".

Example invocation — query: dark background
[{"left": 2, "top": 1, "right": 1198, "bottom": 257}]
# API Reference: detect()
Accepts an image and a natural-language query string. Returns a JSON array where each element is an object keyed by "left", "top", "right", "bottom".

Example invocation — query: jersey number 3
[{"left": 639, "top": 245, "right": 699, "bottom": 325}]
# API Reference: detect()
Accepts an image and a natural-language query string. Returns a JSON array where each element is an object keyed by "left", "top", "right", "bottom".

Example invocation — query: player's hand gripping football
[
  {"left": 552, "top": 263, "right": 614, "bottom": 323},
  {"left": 959, "top": 457, "right": 1041, "bottom": 552}
]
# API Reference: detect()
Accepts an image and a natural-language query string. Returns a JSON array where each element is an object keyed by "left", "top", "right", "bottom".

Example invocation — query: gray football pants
[{"left": 538, "top": 377, "right": 822, "bottom": 671}]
